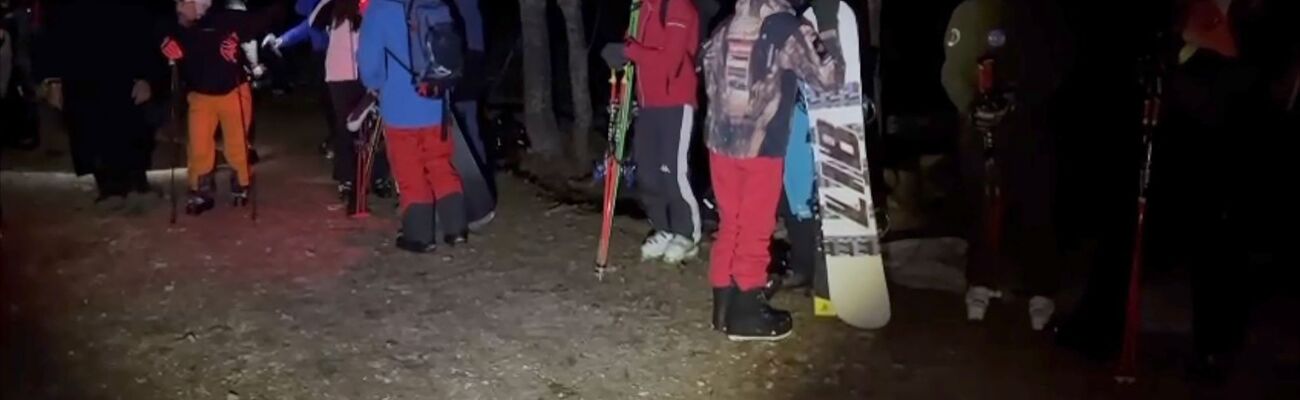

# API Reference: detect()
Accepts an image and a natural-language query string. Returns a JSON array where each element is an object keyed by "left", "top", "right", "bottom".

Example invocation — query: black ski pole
[{"left": 169, "top": 61, "right": 181, "bottom": 225}]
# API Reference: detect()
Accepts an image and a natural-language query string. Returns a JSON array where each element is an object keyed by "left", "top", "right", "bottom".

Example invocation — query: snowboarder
[
  {"left": 941, "top": 0, "right": 1072, "bottom": 331},
  {"left": 161, "top": 0, "right": 269, "bottom": 215},
  {"left": 701, "top": 0, "right": 844, "bottom": 341},
  {"left": 357, "top": 0, "right": 468, "bottom": 253},
  {"left": 38, "top": 0, "right": 166, "bottom": 211},
  {"left": 600, "top": 0, "right": 703, "bottom": 264}
]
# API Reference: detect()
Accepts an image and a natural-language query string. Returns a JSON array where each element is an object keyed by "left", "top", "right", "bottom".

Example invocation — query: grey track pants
[{"left": 633, "top": 105, "right": 701, "bottom": 241}]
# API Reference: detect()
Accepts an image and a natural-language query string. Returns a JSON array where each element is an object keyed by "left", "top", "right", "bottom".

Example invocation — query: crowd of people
[{"left": 2, "top": 0, "right": 1296, "bottom": 379}]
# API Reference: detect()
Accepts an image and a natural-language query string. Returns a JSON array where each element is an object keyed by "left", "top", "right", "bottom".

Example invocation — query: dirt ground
[{"left": 3, "top": 92, "right": 1297, "bottom": 400}]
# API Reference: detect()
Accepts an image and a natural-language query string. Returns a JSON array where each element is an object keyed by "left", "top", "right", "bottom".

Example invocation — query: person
[
  {"left": 38, "top": 0, "right": 165, "bottom": 211},
  {"left": 600, "top": 0, "right": 702, "bottom": 264},
  {"left": 161, "top": 0, "right": 269, "bottom": 215},
  {"left": 940, "top": 0, "right": 1072, "bottom": 331},
  {"left": 307, "top": 0, "right": 391, "bottom": 216},
  {"left": 358, "top": 0, "right": 467, "bottom": 253},
  {"left": 263, "top": 0, "right": 334, "bottom": 157},
  {"left": 701, "top": 0, "right": 844, "bottom": 341}
]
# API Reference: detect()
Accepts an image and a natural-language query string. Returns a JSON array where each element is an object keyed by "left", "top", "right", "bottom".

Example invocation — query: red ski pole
[
  {"left": 1116, "top": 60, "right": 1162, "bottom": 383},
  {"left": 595, "top": 70, "right": 622, "bottom": 280}
]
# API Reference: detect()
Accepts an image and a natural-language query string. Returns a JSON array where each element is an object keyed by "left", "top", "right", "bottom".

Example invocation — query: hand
[
  {"left": 972, "top": 93, "right": 1013, "bottom": 129},
  {"left": 131, "top": 80, "right": 152, "bottom": 105},
  {"left": 261, "top": 33, "right": 283, "bottom": 56},
  {"left": 600, "top": 43, "right": 628, "bottom": 69},
  {"left": 249, "top": 64, "right": 267, "bottom": 79},
  {"left": 161, "top": 37, "right": 184, "bottom": 61},
  {"left": 811, "top": 0, "right": 840, "bottom": 33}
]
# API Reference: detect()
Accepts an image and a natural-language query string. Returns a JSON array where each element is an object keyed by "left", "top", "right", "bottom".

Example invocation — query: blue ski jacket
[{"left": 357, "top": 0, "right": 443, "bottom": 128}]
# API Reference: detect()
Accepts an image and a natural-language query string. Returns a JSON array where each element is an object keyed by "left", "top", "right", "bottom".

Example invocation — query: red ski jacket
[{"left": 625, "top": 0, "right": 699, "bottom": 108}]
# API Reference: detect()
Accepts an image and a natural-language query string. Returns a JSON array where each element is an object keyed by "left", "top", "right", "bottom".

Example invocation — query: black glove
[
  {"left": 811, "top": 0, "right": 840, "bottom": 33},
  {"left": 600, "top": 43, "right": 628, "bottom": 69},
  {"left": 971, "top": 92, "right": 1013, "bottom": 129}
]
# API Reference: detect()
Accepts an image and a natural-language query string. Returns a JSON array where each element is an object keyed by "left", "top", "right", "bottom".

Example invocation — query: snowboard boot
[
  {"left": 1028, "top": 296, "right": 1055, "bottom": 331},
  {"left": 640, "top": 231, "right": 674, "bottom": 261},
  {"left": 662, "top": 235, "right": 699, "bottom": 264},
  {"left": 712, "top": 284, "right": 738, "bottom": 332},
  {"left": 965, "top": 286, "right": 1002, "bottom": 321},
  {"left": 231, "top": 186, "right": 251, "bottom": 207},
  {"left": 372, "top": 178, "right": 396, "bottom": 199},
  {"left": 725, "top": 288, "right": 793, "bottom": 342},
  {"left": 338, "top": 181, "right": 354, "bottom": 203},
  {"left": 185, "top": 191, "right": 215, "bottom": 215},
  {"left": 436, "top": 194, "right": 469, "bottom": 246}
]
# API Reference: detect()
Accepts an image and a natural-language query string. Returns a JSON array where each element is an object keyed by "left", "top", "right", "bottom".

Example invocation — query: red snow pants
[
  {"left": 384, "top": 124, "right": 462, "bottom": 212},
  {"left": 708, "top": 152, "right": 784, "bottom": 291}
]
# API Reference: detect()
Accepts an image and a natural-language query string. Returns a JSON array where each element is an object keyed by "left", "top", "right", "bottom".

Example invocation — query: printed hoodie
[
  {"left": 357, "top": 0, "right": 443, "bottom": 128},
  {"left": 702, "top": 0, "right": 844, "bottom": 159},
  {"left": 624, "top": 0, "right": 699, "bottom": 108}
]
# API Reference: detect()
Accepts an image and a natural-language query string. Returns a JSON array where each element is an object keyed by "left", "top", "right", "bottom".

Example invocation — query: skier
[
  {"left": 161, "top": 0, "right": 269, "bottom": 215},
  {"left": 262, "top": 0, "right": 334, "bottom": 157},
  {"left": 600, "top": 0, "right": 702, "bottom": 264},
  {"left": 308, "top": 0, "right": 391, "bottom": 216},
  {"left": 38, "top": 0, "right": 166, "bottom": 211},
  {"left": 941, "top": 0, "right": 1072, "bottom": 330},
  {"left": 357, "top": 0, "right": 468, "bottom": 253},
  {"left": 701, "top": 0, "right": 844, "bottom": 341}
]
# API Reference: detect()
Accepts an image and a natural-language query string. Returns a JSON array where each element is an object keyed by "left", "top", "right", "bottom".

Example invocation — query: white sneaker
[
  {"left": 640, "top": 231, "right": 674, "bottom": 261},
  {"left": 965, "top": 286, "right": 1002, "bottom": 321},
  {"left": 1029, "top": 296, "right": 1055, "bottom": 331},
  {"left": 662, "top": 235, "right": 699, "bottom": 264}
]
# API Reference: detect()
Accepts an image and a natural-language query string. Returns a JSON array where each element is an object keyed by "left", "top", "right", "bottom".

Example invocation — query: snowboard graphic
[{"left": 802, "top": 3, "right": 890, "bottom": 329}]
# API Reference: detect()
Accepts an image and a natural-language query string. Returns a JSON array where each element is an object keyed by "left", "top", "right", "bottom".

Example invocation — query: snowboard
[
  {"left": 345, "top": 95, "right": 496, "bottom": 230},
  {"left": 801, "top": 3, "right": 890, "bottom": 329}
]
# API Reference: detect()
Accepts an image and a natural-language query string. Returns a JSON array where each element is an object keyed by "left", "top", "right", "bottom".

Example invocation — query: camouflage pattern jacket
[{"left": 702, "top": 0, "right": 844, "bottom": 159}]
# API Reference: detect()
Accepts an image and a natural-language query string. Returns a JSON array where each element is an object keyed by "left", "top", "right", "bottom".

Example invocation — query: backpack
[{"left": 390, "top": 0, "right": 463, "bottom": 98}]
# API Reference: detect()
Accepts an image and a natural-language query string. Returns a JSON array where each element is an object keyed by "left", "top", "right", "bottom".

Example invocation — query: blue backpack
[{"left": 389, "top": 0, "right": 464, "bottom": 98}]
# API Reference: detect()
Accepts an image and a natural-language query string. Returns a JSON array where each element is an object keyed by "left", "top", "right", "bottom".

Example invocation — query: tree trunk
[
  {"left": 557, "top": 0, "right": 593, "bottom": 165},
  {"left": 517, "top": 0, "right": 563, "bottom": 157}
]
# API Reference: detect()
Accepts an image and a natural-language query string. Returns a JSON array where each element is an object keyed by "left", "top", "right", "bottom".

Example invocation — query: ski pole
[
  {"left": 169, "top": 61, "right": 180, "bottom": 225},
  {"left": 1116, "top": 58, "right": 1162, "bottom": 383}
]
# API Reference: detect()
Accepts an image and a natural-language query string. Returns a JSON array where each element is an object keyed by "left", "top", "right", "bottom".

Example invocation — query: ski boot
[
  {"left": 231, "top": 186, "right": 251, "bottom": 207},
  {"left": 185, "top": 191, "right": 215, "bottom": 215},
  {"left": 372, "top": 178, "right": 396, "bottom": 199},
  {"left": 965, "top": 286, "right": 1003, "bottom": 321},
  {"left": 662, "top": 235, "right": 699, "bottom": 264},
  {"left": 338, "top": 181, "right": 355, "bottom": 203},
  {"left": 640, "top": 231, "right": 674, "bottom": 261},
  {"left": 726, "top": 288, "right": 793, "bottom": 341},
  {"left": 1029, "top": 296, "right": 1055, "bottom": 331}
]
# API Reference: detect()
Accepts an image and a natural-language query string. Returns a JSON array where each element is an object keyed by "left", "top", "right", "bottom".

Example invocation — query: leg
[
  {"left": 216, "top": 86, "right": 252, "bottom": 188},
  {"left": 709, "top": 152, "right": 743, "bottom": 289},
  {"left": 385, "top": 126, "right": 437, "bottom": 246},
  {"left": 186, "top": 93, "right": 220, "bottom": 191},
  {"left": 328, "top": 81, "right": 364, "bottom": 184},
  {"left": 633, "top": 107, "right": 669, "bottom": 234},
  {"left": 730, "top": 156, "right": 784, "bottom": 291},
  {"left": 417, "top": 124, "right": 467, "bottom": 239},
  {"left": 664, "top": 105, "right": 702, "bottom": 242}
]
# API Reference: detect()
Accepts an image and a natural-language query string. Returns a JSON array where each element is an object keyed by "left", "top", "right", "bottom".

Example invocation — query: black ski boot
[
  {"left": 712, "top": 285, "right": 738, "bottom": 332},
  {"left": 372, "top": 178, "right": 396, "bottom": 199},
  {"left": 395, "top": 235, "right": 436, "bottom": 253},
  {"left": 231, "top": 186, "right": 251, "bottom": 207},
  {"left": 185, "top": 191, "right": 215, "bottom": 215},
  {"left": 725, "top": 288, "right": 793, "bottom": 342}
]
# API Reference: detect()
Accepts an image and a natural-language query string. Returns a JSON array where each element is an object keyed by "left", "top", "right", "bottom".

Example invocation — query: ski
[
  {"left": 594, "top": 0, "right": 643, "bottom": 280},
  {"left": 1115, "top": 54, "right": 1163, "bottom": 384}
]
